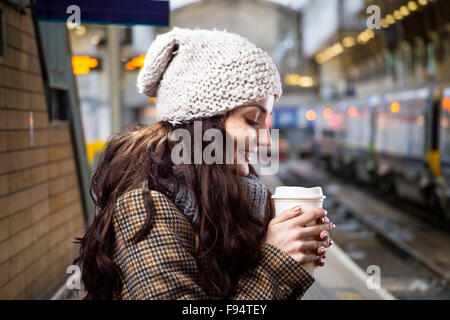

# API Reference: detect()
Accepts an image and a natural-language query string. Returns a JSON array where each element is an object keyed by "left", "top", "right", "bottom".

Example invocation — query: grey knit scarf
[{"left": 151, "top": 167, "right": 268, "bottom": 225}]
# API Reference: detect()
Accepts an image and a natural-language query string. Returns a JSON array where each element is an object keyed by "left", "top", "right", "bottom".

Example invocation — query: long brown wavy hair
[{"left": 74, "top": 115, "right": 275, "bottom": 299}]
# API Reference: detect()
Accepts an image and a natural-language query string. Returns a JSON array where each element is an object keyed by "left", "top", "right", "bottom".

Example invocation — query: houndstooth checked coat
[{"left": 112, "top": 187, "right": 315, "bottom": 299}]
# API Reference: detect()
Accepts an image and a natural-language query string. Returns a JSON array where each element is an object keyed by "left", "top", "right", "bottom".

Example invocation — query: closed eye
[{"left": 245, "top": 119, "right": 259, "bottom": 126}]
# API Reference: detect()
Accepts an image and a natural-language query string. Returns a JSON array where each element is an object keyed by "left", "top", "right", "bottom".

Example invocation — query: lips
[
  {"left": 243, "top": 149, "right": 257, "bottom": 162},
  {"left": 245, "top": 151, "right": 250, "bottom": 162}
]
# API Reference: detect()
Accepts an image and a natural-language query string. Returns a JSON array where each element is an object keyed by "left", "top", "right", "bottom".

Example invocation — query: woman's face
[{"left": 224, "top": 95, "right": 275, "bottom": 176}]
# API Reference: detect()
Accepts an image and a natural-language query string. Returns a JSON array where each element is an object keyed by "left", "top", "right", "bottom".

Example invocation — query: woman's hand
[
  {"left": 314, "top": 215, "right": 335, "bottom": 266},
  {"left": 263, "top": 206, "right": 335, "bottom": 266}
]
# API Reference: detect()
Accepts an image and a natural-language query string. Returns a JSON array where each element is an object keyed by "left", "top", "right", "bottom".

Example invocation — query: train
[{"left": 312, "top": 81, "right": 450, "bottom": 221}]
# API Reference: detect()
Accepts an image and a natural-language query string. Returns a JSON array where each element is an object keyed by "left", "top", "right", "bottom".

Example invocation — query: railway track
[{"left": 277, "top": 160, "right": 450, "bottom": 299}]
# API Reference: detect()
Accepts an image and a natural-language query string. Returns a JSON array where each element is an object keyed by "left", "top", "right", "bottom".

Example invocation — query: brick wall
[{"left": 0, "top": 2, "right": 86, "bottom": 299}]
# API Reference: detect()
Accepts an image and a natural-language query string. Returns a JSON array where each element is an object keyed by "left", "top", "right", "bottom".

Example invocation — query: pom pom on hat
[{"left": 137, "top": 31, "right": 178, "bottom": 98}]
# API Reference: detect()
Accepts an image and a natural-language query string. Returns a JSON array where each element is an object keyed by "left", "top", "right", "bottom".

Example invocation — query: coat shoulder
[
  {"left": 114, "top": 187, "right": 196, "bottom": 246},
  {"left": 115, "top": 187, "right": 184, "bottom": 220},
  {"left": 113, "top": 188, "right": 202, "bottom": 299}
]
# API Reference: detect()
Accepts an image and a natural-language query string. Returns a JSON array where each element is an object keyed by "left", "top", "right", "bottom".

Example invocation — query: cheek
[
  {"left": 225, "top": 119, "right": 257, "bottom": 148},
  {"left": 235, "top": 128, "right": 257, "bottom": 151},
  {"left": 237, "top": 163, "right": 249, "bottom": 176},
  {"left": 246, "top": 128, "right": 257, "bottom": 144}
]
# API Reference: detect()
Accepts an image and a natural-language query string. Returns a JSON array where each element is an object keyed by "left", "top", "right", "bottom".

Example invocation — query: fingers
[
  {"left": 316, "top": 216, "right": 330, "bottom": 225},
  {"left": 299, "top": 223, "right": 334, "bottom": 239},
  {"left": 320, "top": 230, "right": 329, "bottom": 240},
  {"left": 299, "top": 240, "right": 330, "bottom": 253},
  {"left": 315, "top": 257, "right": 326, "bottom": 267},
  {"left": 297, "top": 252, "right": 327, "bottom": 266},
  {"left": 267, "top": 206, "right": 335, "bottom": 268},
  {"left": 272, "top": 205, "right": 302, "bottom": 224},
  {"left": 297, "top": 253, "right": 317, "bottom": 264},
  {"left": 316, "top": 246, "right": 327, "bottom": 255},
  {"left": 291, "top": 208, "right": 327, "bottom": 227}
]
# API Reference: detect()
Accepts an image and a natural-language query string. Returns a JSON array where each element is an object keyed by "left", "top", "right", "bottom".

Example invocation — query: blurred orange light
[
  {"left": 342, "top": 36, "right": 356, "bottom": 48},
  {"left": 125, "top": 54, "right": 146, "bottom": 71},
  {"left": 442, "top": 97, "right": 450, "bottom": 111},
  {"left": 299, "top": 76, "right": 314, "bottom": 87},
  {"left": 284, "top": 74, "right": 301, "bottom": 86},
  {"left": 348, "top": 106, "right": 358, "bottom": 118},
  {"left": 385, "top": 14, "right": 396, "bottom": 25},
  {"left": 391, "top": 101, "right": 401, "bottom": 113},
  {"left": 323, "top": 108, "right": 333, "bottom": 119},
  {"left": 331, "top": 114, "right": 341, "bottom": 128},
  {"left": 400, "top": 6, "right": 410, "bottom": 16},
  {"left": 408, "top": 1, "right": 419, "bottom": 11},
  {"left": 72, "top": 56, "right": 99, "bottom": 75},
  {"left": 149, "top": 97, "right": 156, "bottom": 103},
  {"left": 306, "top": 110, "right": 316, "bottom": 122},
  {"left": 394, "top": 10, "right": 403, "bottom": 20}
]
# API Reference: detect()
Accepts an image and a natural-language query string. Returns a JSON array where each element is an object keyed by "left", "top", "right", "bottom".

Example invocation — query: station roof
[{"left": 171, "top": 0, "right": 310, "bottom": 11}]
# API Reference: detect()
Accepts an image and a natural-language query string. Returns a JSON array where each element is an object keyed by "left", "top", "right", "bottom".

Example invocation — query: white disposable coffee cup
[{"left": 272, "top": 186, "right": 326, "bottom": 278}]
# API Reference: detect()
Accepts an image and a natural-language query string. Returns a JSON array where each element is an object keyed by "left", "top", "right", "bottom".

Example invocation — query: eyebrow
[{"left": 248, "top": 104, "right": 273, "bottom": 115}]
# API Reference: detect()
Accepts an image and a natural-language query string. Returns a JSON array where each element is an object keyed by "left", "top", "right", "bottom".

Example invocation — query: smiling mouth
[{"left": 243, "top": 150, "right": 257, "bottom": 162}]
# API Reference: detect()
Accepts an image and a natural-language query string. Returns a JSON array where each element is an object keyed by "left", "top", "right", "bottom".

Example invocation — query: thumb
[{"left": 272, "top": 205, "right": 302, "bottom": 224}]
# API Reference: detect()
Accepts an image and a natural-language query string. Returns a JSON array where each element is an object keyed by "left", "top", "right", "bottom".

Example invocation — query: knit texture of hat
[{"left": 137, "top": 27, "right": 282, "bottom": 123}]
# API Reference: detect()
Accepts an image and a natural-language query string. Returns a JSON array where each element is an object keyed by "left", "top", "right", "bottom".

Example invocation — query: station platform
[{"left": 259, "top": 173, "right": 396, "bottom": 300}]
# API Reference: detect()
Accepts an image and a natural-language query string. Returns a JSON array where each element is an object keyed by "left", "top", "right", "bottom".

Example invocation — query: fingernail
[
  {"left": 325, "top": 217, "right": 330, "bottom": 223},
  {"left": 322, "top": 232, "right": 328, "bottom": 239},
  {"left": 332, "top": 223, "right": 336, "bottom": 229},
  {"left": 294, "top": 205, "right": 302, "bottom": 212},
  {"left": 320, "top": 247, "right": 326, "bottom": 254},
  {"left": 318, "top": 217, "right": 325, "bottom": 224},
  {"left": 324, "top": 210, "right": 328, "bottom": 215},
  {"left": 330, "top": 240, "right": 334, "bottom": 246}
]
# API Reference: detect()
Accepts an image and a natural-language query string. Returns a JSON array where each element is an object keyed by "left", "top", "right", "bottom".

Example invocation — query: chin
[{"left": 237, "top": 163, "right": 249, "bottom": 177}]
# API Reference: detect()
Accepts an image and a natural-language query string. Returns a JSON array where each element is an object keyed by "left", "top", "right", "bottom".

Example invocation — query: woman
[{"left": 74, "top": 27, "right": 335, "bottom": 300}]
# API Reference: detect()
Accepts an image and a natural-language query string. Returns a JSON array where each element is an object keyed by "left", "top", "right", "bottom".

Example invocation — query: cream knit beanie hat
[{"left": 137, "top": 27, "right": 282, "bottom": 124}]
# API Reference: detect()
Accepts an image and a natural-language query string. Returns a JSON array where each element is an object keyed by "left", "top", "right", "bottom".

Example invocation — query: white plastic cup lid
[{"left": 272, "top": 186, "right": 326, "bottom": 200}]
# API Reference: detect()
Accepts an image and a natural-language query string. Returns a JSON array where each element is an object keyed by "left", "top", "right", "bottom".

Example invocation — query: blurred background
[{"left": 0, "top": 0, "right": 450, "bottom": 300}]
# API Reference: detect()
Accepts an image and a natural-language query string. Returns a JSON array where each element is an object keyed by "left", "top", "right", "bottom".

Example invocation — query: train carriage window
[
  {"left": 410, "top": 98, "right": 426, "bottom": 158},
  {"left": 375, "top": 104, "right": 389, "bottom": 155},
  {"left": 388, "top": 99, "right": 409, "bottom": 157},
  {"left": 346, "top": 105, "right": 371, "bottom": 150},
  {"left": 362, "top": 108, "right": 372, "bottom": 149},
  {"left": 440, "top": 95, "right": 450, "bottom": 162},
  {"left": 401, "top": 100, "right": 411, "bottom": 156}
]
